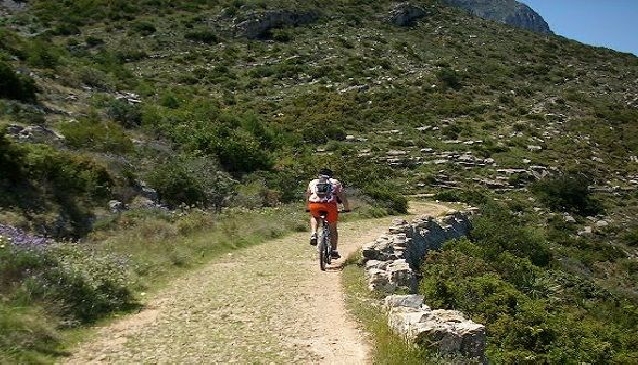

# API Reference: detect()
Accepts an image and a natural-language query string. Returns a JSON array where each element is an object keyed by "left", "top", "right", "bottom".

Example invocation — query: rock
[
  {"left": 363, "top": 211, "right": 473, "bottom": 294},
  {"left": 387, "top": 2, "right": 427, "bottom": 26},
  {"left": 0, "top": 0, "right": 28, "bottom": 14},
  {"left": 234, "top": 9, "right": 320, "bottom": 39},
  {"left": 141, "top": 186, "right": 159, "bottom": 202},
  {"left": 384, "top": 294, "right": 428, "bottom": 311},
  {"left": 9, "top": 125, "right": 65, "bottom": 144},
  {"left": 367, "top": 268, "right": 396, "bottom": 292},
  {"left": 365, "top": 260, "right": 388, "bottom": 270},
  {"left": 362, "top": 235, "right": 396, "bottom": 261},
  {"left": 386, "top": 259, "right": 412, "bottom": 287},
  {"left": 563, "top": 214, "right": 576, "bottom": 223},
  {"left": 386, "top": 295, "right": 486, "bottom": 360},
  {"left": 108, "top": 200, "right": 124, "bottom": 213}
]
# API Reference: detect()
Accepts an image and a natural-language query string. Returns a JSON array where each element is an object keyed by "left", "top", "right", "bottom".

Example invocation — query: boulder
[{"left": 387, "top": 2, "right": 427, "bottom": 26}]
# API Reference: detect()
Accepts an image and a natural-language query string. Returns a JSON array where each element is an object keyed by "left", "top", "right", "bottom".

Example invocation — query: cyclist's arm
[{"left": 305, "top": 182, "right": 313, "bottom": 210}]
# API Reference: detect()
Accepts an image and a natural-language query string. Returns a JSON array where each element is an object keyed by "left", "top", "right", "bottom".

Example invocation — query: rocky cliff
[{"left": 442, "top": 0, "right": 552, "bottom": 34}]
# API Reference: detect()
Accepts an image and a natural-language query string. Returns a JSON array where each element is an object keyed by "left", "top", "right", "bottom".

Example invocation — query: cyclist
[{"left": 306, "top": 168, "right": 350, "bottom": 259}]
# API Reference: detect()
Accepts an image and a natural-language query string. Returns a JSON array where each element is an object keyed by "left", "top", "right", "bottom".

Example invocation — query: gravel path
[{"left": 61, "top": 202, "right": 450, "bottom": 364}]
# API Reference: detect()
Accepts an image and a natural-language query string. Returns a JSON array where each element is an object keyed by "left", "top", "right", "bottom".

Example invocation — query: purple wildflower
[{"left": 0, "top": 224, "right": 53, "bottom": 248}]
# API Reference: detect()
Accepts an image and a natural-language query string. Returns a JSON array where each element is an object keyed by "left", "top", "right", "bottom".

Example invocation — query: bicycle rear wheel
[
  {"left": 318, "top": 239, "right": 326, "bottom": 271},
  {"left": 318, "top": 225, "right": 330, "bottom": 270}
]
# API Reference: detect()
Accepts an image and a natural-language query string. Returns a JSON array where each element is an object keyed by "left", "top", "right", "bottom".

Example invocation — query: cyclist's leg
[
  {"left": 329, "top": 221, "right": 338, "bottom": 249},
  {"left": 309, "top": 215, "right": 318, "bottom": 235},
  {"left": 324, "top": 203, "right": 339, "bottom": 250},
  {"left": 308, "top": 203, "right": 323, "bottom": 245}
]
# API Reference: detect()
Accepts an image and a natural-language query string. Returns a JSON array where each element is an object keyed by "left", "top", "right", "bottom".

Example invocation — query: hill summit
[{"left": 443, "top": 0, "right": 552, "bottom": 34}]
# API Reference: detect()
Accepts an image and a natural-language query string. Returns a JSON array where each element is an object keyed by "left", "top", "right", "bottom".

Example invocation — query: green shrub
[
  {"left": 184, "top": 29, "right": 219, "bottom": 44},
  {"left": 131, "top": 21, "right": 156, "bottom": 36},
  {"left": 0, "top": 61, "right": 38, "bottom": 102},
  {"left": 84, "top": 35, "right": 105, "bottom": 48},
  {"left": 434, "top": 188, "right": 488, "bottom": 206},
  {"left": 531, "top": 172, "right": 603, "bottom": 216},
  {"left": 1, "top": 241, "right": 137, "bottom": 325},
  {"left": 106, "top": 99, "right": 142, "bottom": 128},
  {"left": 26, "top": 38, "right": 60, "bottom": 69},
  {"left": 58, "top": 119, "right": 134, "bottom": 153},
  {"left": 362, "top": 182, "right": 408, "bottom": 214},
  {"left": 436, "top": 67, "right": 462, "bottom": 90},
  {"left": 471, "top": 202, "right": 552, "bottom": 266},
  {"left": 0, "top": 127, "right": 24, "bottom": 185},
  {"left": 146, "top": 155, "right": 237, "bottom": 209},
  {"left": 270, "top": 28, "right": 293, "bottom": 42}
]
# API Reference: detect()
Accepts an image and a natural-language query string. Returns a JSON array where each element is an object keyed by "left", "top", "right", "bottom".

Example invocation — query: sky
[{"left": 518, "top": 0, "right": 638, "bottom": 56}]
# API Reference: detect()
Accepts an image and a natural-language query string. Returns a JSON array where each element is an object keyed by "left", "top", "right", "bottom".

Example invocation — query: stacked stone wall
[{"left": 361, "top": 210, "right": 485, "bottom": 362}]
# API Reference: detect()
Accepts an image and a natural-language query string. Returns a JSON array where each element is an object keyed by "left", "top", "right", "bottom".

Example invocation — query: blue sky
[{"left": 519, "top": 0, "right": 638, "bottom": 56}]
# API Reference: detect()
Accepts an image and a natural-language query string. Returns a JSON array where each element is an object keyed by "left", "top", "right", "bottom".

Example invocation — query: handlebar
[{"left": 305, "top": 208, "right": 352, "bottom": 213}]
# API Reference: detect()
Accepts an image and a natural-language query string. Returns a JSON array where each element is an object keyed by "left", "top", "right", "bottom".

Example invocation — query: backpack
[{"left": 315, "top": 177, "right": 333, "bottom": 199}]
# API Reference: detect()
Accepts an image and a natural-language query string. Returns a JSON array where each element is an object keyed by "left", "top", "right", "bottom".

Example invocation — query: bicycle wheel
[
  {"left": 318, "top": 223, "right": 331, "bottom": 270},
  {"left": 318, "top": 236, "right": 326, "bottom": 271}
]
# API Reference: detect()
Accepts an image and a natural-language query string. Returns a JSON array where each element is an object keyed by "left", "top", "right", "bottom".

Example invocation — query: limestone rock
[
  {"left": 386, "top": 295, "right": 486, "bottom": 360},
  {"left": 387, "top": 2, "right": 427, "bottom": 26},
  {"left": 234, "top": 9, "right": 320, "bottom": 39}
]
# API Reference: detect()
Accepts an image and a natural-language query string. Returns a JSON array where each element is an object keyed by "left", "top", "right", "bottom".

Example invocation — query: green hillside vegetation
[{"left": 1, "top": 0, "right": 637, "bottom": 362}]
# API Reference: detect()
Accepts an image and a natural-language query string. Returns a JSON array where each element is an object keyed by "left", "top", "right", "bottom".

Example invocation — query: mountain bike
[
  {"left": 317, "top": 210, "right": 332, "bottom": 271},
  {"left": 316, "top": 209, "right": 349, "bottom": 271}
]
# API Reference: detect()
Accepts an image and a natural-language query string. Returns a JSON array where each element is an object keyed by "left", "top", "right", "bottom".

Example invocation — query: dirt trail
[{"left": 61, "top": 201, "right": 451, "bottom": 364}]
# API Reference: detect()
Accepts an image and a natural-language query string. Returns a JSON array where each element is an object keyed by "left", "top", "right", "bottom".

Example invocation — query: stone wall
[
  {"left": 362, "top": 210, "right": 474, "bottom": 292},
  {"left": 361, "top": 210, "right": 485, "bottom": 362}
]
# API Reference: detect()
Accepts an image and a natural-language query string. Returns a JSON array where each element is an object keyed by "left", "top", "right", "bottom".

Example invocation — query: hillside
[{"left": 1, "top": 0, "right": 638, "bottom": 363}]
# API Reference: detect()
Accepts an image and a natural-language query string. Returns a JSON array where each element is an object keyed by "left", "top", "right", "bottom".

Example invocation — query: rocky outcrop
[
  {"left": 5, "top": 124, "right": 65, "bottom": 144},
  {"left": 387, "top": 2, "right": 427, "bottom": 26},
  {"left": 386, "top": 294, "right": 486, "bottom": 361},
  {"left": 234, "top": 10, "right": 320, "bottom": 39},
  {"left": 0, "top": 0, "right": 28, "bottom": 15},
  {"left": 442, "top": 0, "right": 552, "bottom": 34}
]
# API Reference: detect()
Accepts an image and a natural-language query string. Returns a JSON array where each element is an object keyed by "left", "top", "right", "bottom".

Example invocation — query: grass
[
  {"left": 1, "top": 199, "right": 387, "bottom": 363},
  {"left": 341, "top": 253, "right": 445, "bottom": 364}
]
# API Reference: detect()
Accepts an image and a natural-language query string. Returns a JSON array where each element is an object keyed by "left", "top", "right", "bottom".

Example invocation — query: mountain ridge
[{"left": 442, "top": 0, "right": 552, "bottom": 34}]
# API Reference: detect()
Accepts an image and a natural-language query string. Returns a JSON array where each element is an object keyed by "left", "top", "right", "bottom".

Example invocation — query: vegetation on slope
[{"left": 1, "top": 0, "right": 637, "bottom": 362}]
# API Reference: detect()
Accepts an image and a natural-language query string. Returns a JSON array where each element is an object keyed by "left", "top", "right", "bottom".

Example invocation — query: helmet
[{"left": 318, "top": 168, "right": 333, "bottom": 178}]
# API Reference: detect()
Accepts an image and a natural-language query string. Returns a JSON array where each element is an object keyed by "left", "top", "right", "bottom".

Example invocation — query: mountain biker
[{"left": 306, "top": 168, "right": 350, "bottom": 259}]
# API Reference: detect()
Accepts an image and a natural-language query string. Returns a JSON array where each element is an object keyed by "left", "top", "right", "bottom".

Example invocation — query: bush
[
  {"left": 436, "top": 67, "right": 462, "bottom": 90},
  {"left": 146, "top": 155, "right": 237, "bottom": 209},
  {"left": 106, "top": 99, "right": 142, "bottom": 128},
  {"left": 184, "top": 29, "right": 219, "bottom": 44},
  {"left": 471, "top": 201, "right": 552, "bottom": 267},
  {"left": 434, "top": 188, "right": 488, "bottom": 206},
  {"left": 531, "top": 172, "right": 603, "bottom": 216},
  {"left": 0, "top": 227, "right": 137, "bottom": 325},
  {"left": 0, "top": 61, "right": 38, "bottom": 102},
  {"left": 362, "top": 182, "right": 408, "bottom": 214},
  {"left": 131, "top": 21, "right": 156, "bottom": 36},
  {"left": 58, "top": 119, "right": 134, "bottom": 153},
  {"left": 26, "top": 38, "right": 60, "bottom": 69}
]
